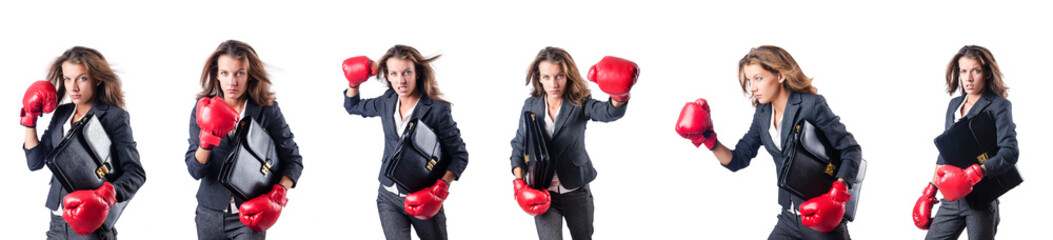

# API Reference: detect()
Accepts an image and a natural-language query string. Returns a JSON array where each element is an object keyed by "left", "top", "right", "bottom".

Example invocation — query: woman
[
  {"left": 508, "top": 47, "right": 638, "bottom": 240},
  {"left": 342, "top": 45, "right": 469, "bottom": 240},
  {"left": 22, "top": 46, "right": 147, "bottom": 239},
  {"left": 185, "top": 40, "right": 304, "bottom": 239},
  {"left": 911, "top": 45, "right": 1017, "bottom": 240},
  {"left": 675, "top": 45, "right": 862, "bottom": 239}
]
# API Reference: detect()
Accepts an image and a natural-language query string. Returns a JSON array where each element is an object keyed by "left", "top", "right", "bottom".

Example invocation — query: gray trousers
[
  {"left": 768, "top": 210, "right": 850, "bottom": 240},
  {"left": 195, "top": 205, "right": 265, "bottom": 240},
  {"left": 47, "top": 214, "right": 116, "bottom": 240},
  {"left": 534, "top": 184, "right": 594, "bottom": 240},
  {"left": 377, "top": 186, "right": 447, "bottom": 240},
  {"left": 925, "top": 198, "right": 999, "bottom": 240}
]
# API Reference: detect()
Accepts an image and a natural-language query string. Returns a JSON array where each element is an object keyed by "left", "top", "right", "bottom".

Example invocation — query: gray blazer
[
  {"left": 185, "top": 98, "right": 304, "bottom": 210},
  {"left": 723, "top": 92, "right": 862, "bottom": 210},
  {"left": 343, "top": 89, "right": 469, "bottom": 194},
  {"left": 937, "top": 91, "right": 1018, "bottom": 176},
  {"left": 508, "top": 96, "right": 628, "bottom": 189},
  {"left": 24, "top": 100, "right": 147, "bottom": 211}
]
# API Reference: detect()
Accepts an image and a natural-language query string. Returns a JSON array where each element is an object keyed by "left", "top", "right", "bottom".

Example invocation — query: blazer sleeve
[
  {"left": 582, "top": 97, "right": 627, "bottom": 122},
  {"left": 812, "top": 97, "right": 862, "bottom": 184},
  {"left": 981, "top": 100, "right": 1019, "bottom": 176},
  {"left": 724, "top": 110, "right": 763, "bottom": 172},
  {"left": 265, "top": 103, "right": 304, "bottom": 187},
  {"left": 435, "top": 104, "right": 468, "bottom": 180},
  {"left": 509, "top": 99, "right": 529, "bottom": 173},
  {"left": 24, "top": 125, "right": 55, "bottom": 171},
  {"left": 344, "top": 89, "right": 384, "bottom": 117},
  {"left": 108, "top": 110, "right": 147, "bottom": 202},
  {"left": 185, "top": 104, "right": 210, "bottom": 180}
]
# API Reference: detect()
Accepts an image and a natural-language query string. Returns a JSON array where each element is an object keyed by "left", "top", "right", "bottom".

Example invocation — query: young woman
[
  {"left": 342, "top": 45, "right": 469, "bottom": 240},
  {"left": 185, "top": 40, "right": 304, "bottom": 239},
  {"left": 22, "top": 46, "right": 147, "bottom": 239},
  {"left": 676, "top": 45, "right": 862, "bottom": 240},
  {"left": 508, "top": 46, "right": 638, "bottom": 240},
  {"left": 911, "top": 45, "right": 1018, "bottom": 240}
]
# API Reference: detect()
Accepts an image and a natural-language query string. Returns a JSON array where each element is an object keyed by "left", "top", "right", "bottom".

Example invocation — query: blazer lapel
[
  {"left": 384, "top": 91, "right": 398, "bottom": 136},
  {"left": 413, "top": 95, "right": 433, "bottom": 120},
  {"left": 51, "top": 106, "right": 75, "bottom": 146},
  {"left": 243, "top": 99, "right": 262, "bottom": 122},
  {"left": 757, "top": 104, "right": 777, "bottom": 153},
  {"left": 552, "top": 98, "right": 573, "bottom": 137},
  {"left": 965, "top": 92, "right": 994, "bottom": 118},
  {"left": 779, "top": 92, "right": 802, "bottom": 149}
]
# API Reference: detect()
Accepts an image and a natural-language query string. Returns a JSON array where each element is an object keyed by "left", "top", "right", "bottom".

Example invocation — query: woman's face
[
  {"left": 958, "top": 57, "right": 986, "bottom": 96},
  {"left": 217, "top": 54, "right": 249, "bottom": 102},
  {"left": 743, "top": 63, "right": 783, "bottom": 104},
  {"left": 61, "top": 61, "right": 97, "bottom": 106},
  {"left": 538, "top": 61, "right": 567, "bottom": 98},
  {"left": 386, "top": 58, "right": 417, "bottom": 97}
]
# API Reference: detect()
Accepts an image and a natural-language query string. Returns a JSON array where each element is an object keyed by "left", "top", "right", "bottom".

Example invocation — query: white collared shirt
[
  {"left": 544, "top": 98, "right": 579, "bottom": 194},
  {"left": 954, "top": 97, "right": 970, "bottom": 123},
  {"left": 769, "top": 105, "right": 783, "bottom": 151}
]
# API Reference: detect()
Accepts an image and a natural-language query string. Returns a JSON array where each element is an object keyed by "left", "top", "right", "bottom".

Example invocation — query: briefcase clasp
[
  {"left": 824, "top": 163, "right": 836, "bottom": 176},
  {"left": 426, "top": 158, "right": 437, "bottom": 171},
  {"left": 95, "top": 165, "right": 110, "bottom": 179},
  {"left": 524, "top": 154, "right": 530, "bottom": 164},
  {"left": 261, "top": 162, "right": 272, "bottom": 175},
  {"left": 977, "top": 153, "right": 989, "bottom": 164}
]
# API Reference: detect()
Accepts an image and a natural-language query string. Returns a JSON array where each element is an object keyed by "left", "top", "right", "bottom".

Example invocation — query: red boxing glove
[
  {"left": 800, "top": 181, "right": 851, "bottom": 233},
  {"left": 195, "top": 96, "right": 239, "bottom": 150},
  {"left": 21, "top": 80, "right": 58, "bottom": 127},
  {"left": 62, "top": 182, "right": 116, "bottom": 235},
  {"left": 239, "top": 184, "right": 288, "bottom": 232},
  {"left": 404, "top": 179, "right": 449, "bottom": 220},
  {"left": 675, "top": 98, "right": 718, "bottom": 150},
  {"left": 587, "top": 56, "right": 639, "bottom": 102},
  {"left": 513, "top": 179, "right": 551, "bottom": 216},
  {"left": 934, "top": 164, "right": 983, "bottom": 202},
  {"left": 342, "top": 56, "right": 376, "bottom": 88},
  {"left": 913, "top": 183, "right": 939, "bottom": 230}
]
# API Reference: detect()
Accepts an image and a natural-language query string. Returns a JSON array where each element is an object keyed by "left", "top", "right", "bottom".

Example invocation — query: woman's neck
[
  {"left": 399, "top": 92, "right": 421, "bottom": 107},
  {"left": 75, "top": 100, "right": 94, "bottom": 117},
  {"left": 225, "top": 96, "right": 247, "bottom": 114},
  {"left": 546, "top": 94, "right": 563, "bottom": 107},
  {"left": 965, "top": 90, "right": 985, "bottom": 104},
  {"left": 772, "top": 88, "right": 790, "bottom": 114}
]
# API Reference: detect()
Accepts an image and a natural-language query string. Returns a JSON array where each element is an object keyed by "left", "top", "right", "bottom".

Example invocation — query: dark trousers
[
  {"left": 377, "top": 186, "right": 447, "bottom": 240},
  {"left": 195, "top": 205, "right": 265, "bottom": 240},
  {"left": 925, "top": 198, "right": 999, "bottom": 240},
  {"left": 534, "top": 184, "right": 594, "bottom": 240},
  {"left": 768, "top": 210, "right": 850, "bottom": 240},
  {"left": 47, "top": 214, "right": 116, "bottom": 240}
]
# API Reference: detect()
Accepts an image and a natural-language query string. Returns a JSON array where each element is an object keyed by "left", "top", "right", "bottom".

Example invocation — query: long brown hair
[
  {"left": 738, "top": 45, "right": 817, "bottom": 107},
  {"left": 525, "top": 46, "right": 591, "bottom": 107},
  {"left": 196, "top": 40, "right": 276, "bottom": 106},
  {"left": 46, "top": 46, "right": 125, "bottom": 109},
  {"left": 375, "top": 45, "right": 449, "bottom": 104},
  {"left": 945, "top": 45, "right": 1008, "bottom": 98}
]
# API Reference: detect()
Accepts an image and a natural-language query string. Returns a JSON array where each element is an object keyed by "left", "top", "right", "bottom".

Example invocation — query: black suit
[
  {"left": 508, "top": 96, "right": 627, "bottom": 189},
  {"left": 184, "top": 98, "right": 304, "bottom": 210},
  {"left": 24, "top": 100, "right": 146, "bottom": 237}
]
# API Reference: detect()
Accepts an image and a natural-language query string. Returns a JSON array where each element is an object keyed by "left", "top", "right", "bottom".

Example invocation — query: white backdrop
[{"left": 2, "top": 1, "right": 1050, "bottom": 239}]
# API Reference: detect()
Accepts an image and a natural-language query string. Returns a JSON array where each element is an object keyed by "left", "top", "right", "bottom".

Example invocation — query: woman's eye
[{"left": 237, "top": 71, "right": 245, "bottom": 76}]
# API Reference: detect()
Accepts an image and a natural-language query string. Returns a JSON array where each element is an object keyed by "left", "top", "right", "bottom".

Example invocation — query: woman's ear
[{"left": 778, "top": 73, "right": 785, "bottom": 84}]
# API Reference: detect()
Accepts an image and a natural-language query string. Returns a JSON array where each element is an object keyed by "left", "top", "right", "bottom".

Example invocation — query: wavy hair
[
  {"left": 738, "top": 45, "right": 816, "bottom": 106},
  {"left": 945, "top": 45, "right": 1008, "bottom": 98},
  {"left": 525, "top": 46, "right": 591, "bottom": 107},
  {"left": 47, "top": 46, "right": 125, "bottom": 108},
  {"left": 196, "top": 40, "right": 276, "bottom": 106}
]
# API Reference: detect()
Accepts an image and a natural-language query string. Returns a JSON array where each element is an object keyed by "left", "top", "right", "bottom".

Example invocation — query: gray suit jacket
[
  {"left": 344, "top": 89, "right": 469, "bottom": 194},
  {"left": 508, "top": 96, "right": 628, "bottom": 189},
  {"left": 937, "top": 91, "right": 1018, "bottom": 176},
  {"left": 25, "top": 100, "right": 147, "bottom": 210},
  {"left": 723, "top": 92, "right": 862, "bottom": 210}
]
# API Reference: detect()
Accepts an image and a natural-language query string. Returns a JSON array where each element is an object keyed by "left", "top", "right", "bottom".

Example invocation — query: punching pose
[
  {"left": 343, "top": 45, "right": 469, "bottom": 240},
  {"left": 676, "top": 46, "right": 861, "bottom": 239},
  {"left": 23, "top": 46, "right": 147, "bottom": 239},
  {"left": 509, "top": 47, "right": 636, "bottom": 240},
  {"left": 912, "top": 45, "right": 1017, "bottom": 240},
  {"left": 185, "top": 40, "right": 304, "bottom": 239}
]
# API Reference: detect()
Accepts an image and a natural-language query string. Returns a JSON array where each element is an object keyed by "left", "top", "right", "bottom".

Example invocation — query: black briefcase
[
  {"left": 934, "top": 110, "right": 1022, "bottom": 209},
  {"left": 523, "top": 111, "right": 555, "bottom": 190},
  {"left": 778, "top": 120, "right": 866, "bottom": 221},
  {"left": 385, "top": 118, "right": 445, "bottom": 193},
  {"left": 220, "top": 118, "right": 281, "bottom": 200},
  {"left": 45, "top": 113, "right": 128, "bottom": 229}
]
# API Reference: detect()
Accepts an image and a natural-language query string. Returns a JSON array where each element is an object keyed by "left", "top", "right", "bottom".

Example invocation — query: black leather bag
[
  {"left": 220, "top": 118, "right": 281, "bottom": 200},
  {"left": 45, "top": 113, "right": 127, "bottom": 229},
  {"left": 778, "top": 120, "right": 866, "bottom": 221},
  {"left": 934, "top": 110, "right": 1022, "bottom": 209},
  {"left": 385, "top": 118, "right": 445, "bottom": 193},
  {"left": 523, "top": 111, "right": 555, "bottom": 190}
]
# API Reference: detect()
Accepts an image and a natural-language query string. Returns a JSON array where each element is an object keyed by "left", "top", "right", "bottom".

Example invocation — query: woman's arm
[
  {"left": 109, "top": 110, "right": 146, "bottom": 202},
  {"left": 583, "top": 97, "right": 627, "bottom": 122},
  {"left": 435, "top": 104, "right": 468, "bottom": 181},
  {"left": 266, "top": 103, "right": 304, "bottom": 188},
  {"left": 185, "top": 105, "right": 210, "bottom": 180},
  {"left": 981, "top": 100, "right": 1019, "bottom": 176},
  {"left": 509, "top": 101, "right": 530, "bottom": 175},
  {"left": 719, "top": 118, "right": 764, "bottom": 172},
  {"left": 343, "top": 88, "right": 385, "bottom": 117},
  {"left": 812, "top": 97, "right": 862, "bottom": 184},
  {"left": 24, "top": 125, "right": 51, "bottom": 171}
]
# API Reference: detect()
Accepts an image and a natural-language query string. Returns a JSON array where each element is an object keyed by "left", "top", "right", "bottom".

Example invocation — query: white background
[{"left": 2, "top": 1, "right": 1050, "bottom": 239}]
